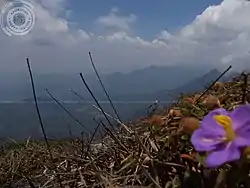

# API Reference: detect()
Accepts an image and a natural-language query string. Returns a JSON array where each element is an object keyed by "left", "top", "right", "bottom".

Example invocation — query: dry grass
[{"left": 0, "top": 73, "right": 249, "bottom": 188}]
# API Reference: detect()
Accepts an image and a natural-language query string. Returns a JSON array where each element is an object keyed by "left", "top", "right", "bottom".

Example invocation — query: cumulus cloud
[
  {"left": 0, "top": 0, "right": 250, "bottom": 74},
  {"left": 178, "top": 0, "right": 250, "bottom": 68}
]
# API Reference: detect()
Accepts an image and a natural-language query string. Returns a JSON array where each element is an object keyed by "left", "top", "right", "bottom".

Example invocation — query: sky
[{"left": 0, "top": 0, "right": 250, "bottom": 74}]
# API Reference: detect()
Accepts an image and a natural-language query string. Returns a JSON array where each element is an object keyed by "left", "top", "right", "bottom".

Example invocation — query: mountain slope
[
  {"left": 154, "top": 69, "right": 222, "bottom": 101},
  {"left": 100, "top": 65, "right": 207, "bottom": 96}
]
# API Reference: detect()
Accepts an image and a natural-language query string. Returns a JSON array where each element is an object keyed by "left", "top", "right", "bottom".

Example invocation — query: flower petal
[
  {"left": 234, "top": 120, "right": 250, "bottom": 147},
  {"left": 191, "top": 128, "right": 224, "bottom": 151},
  {"left": 191, "top": 108, "right": 228, "bottom": 151},
  {"left": 201, "top": 108, "right": 229, "bottom": 131},
  {"left": 205, "top": 143, "right": 240, "bottom": 168},
  {"left": 230, "top": 104, "right": 250, "bottom": 130}
]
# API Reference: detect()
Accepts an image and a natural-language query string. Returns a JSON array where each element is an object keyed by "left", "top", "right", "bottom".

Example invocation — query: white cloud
[
  {"left": 95, "top": 7, "right": 137, "bottom": 31},
  {"left": 1, "top": 0, "right": 250, "bottom": 74},
  {"left": 178, "top": 0, "right": 250, "bottom": 68}
]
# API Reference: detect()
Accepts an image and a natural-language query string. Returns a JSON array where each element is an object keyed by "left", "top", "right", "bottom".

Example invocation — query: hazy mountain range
[{"left": 0, "top": 65, "right": 231, "bottom": 102}]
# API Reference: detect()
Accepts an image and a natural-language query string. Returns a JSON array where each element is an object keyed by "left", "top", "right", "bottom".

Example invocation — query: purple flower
[{"left": 191, "top": 105, "right": 250, "bottom": 168}]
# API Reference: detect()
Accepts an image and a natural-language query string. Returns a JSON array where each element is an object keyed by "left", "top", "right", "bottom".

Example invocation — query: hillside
[
  {"left": 0, "top": 72, "right": 249, "bottom": 188},
  {"left": 155, "top": 68, "right": 222, "bottom": 101}
]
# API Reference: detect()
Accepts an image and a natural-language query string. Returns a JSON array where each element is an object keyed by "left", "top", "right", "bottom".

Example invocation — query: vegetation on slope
[{"left": 0, "top": 72, "right": 250, "bottom": 188}]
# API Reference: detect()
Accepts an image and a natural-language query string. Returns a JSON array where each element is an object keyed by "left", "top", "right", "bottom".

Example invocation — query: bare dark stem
[
  {"left": 241, "top": 72, "right": 248, "bottom": 104},
  {"left": 79, "top": 73, "right": 116, "bottom": 132},
  {"left": 67, "top": 123, "right": 72, "bottom": 138},
  {"left": 99, "top": 121, "right": 128, "bottom": 152},
  {"left": 84, "top": 122, "right": 101, "bottom": 159},
  {"left": 195, "top": 65, "right": 232, "bottom": 103},
  {"left": 70, "top": 89, "right": 85, "bottom": 101},
  {"left": 45, "top": 89, "right": 91, "bottom": 135},
  {"left": 26, "top": 58, "right": 62, "bottom": 187},
  {"left": 80, "top": 131, "right": 85, "bottom": 158},
  {"left": 93, "top": 116, "right": 106, "bottom": 140},
  {"left": 26, "top": 58, "right": 53, "bottom": 159},
  {"left": 88, "top": 52, "right": 122, "bottom": 122}
]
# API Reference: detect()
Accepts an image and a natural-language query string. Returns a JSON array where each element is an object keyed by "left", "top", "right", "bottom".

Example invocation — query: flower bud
[
  {"left": 147, "top": 115, "right": 166, "bottom": 127},
  {"left": 212, "top": 82, "right": 225, "bottom": 91},
  {"left": 194, "top": 94, "right": 207, "bottom": 104},
  {"left": 169, "top": 109, "right": 182, "bottom": 118},
  {"left": 179, "top": 117, "right": 200, "bottom": 134},
  {"left": 202, "top": 95, "right": 221, "bottom": 110},
  {"left": 183, "top": 97, "right": 195, "bottom": 104}
]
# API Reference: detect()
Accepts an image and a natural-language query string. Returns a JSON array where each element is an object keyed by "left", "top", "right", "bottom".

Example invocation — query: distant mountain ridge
[
  {"left": 0, "top": 65, "right": 213, "bottom": 101},
  {"left": 0, "top": 65, "right": 236, "bottom": 104},
  {"left": 93, "top": 65, "right": 211, "bottom": 97},
  {"left": 154, "top": 68, "right": 222, "bottom": 101}
]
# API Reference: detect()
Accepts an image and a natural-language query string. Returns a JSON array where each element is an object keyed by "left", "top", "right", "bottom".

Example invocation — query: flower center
[{"left": 213, "top": 115, "right": 235, "bottom": 142}]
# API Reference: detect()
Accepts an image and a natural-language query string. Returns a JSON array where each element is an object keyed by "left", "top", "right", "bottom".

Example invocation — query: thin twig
[
  {"left": 84, "top": 122, "right": 101, "bottom": 159},
  {"left": 195, "top": 65, "right": 232, "bottom": 103},
  {"left": 241, "top": 72, "right": 248, "bottom": 104},
  {"left": 79, "top": 73, "right": 116, "bottom": 132},
  {"left": 70, "top": 89, "right": 85, "bottom": 101},
  {"left": 67, "top": 123, "right": 72, "bottom": 138},
  {"left": 89, "top": 52, "right": 122, "bottom": 122},
  {"left": 71, "top": 89, "right": 132, "bottom": 134},
  {"left": 26, "top": 58, "right": 53, "bottom": 160},
  {"left": 45, "top": 89, "right": 91, "bottom": 135},
  {"left": 93, "top": 116, "right": 106, "bottom": 140},
  {"left": 92, "top": 104, "right": 132, "bottom": 133},
  {"left": 93, "top": 102, "right": 153, "bottom": 158},
  {"left": 81, "top": 132, "right": 85, "bottom": 158},
  {"left": 26, "top": 58, "right": 63, "bottom": 188},
  {"left": 99, "top": 121, "right": 129, "bottom": 152}
]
